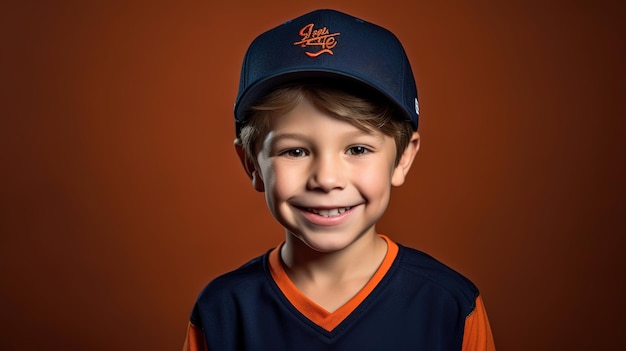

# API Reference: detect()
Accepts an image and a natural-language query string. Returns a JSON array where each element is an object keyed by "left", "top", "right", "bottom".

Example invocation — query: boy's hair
[{"left": 240, "top": 82, "right": 414, "bottom": 166}]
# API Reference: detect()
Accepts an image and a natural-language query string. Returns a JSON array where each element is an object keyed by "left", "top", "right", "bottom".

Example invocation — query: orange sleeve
[
  {"left": 182, "top": 322, "right": 208, "bottom": 351},
  {"left": 461, "top": 295, "right": 496, "bottom": 351}
]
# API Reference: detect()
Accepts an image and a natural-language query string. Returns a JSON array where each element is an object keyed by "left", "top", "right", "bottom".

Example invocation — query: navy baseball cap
[{"left": 234, "top": 9, "right": 419, "bottom": 136}]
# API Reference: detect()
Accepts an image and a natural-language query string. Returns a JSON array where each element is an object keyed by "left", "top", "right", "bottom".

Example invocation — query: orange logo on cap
[{"left": 294, "top": 23, "right": 340, "bottom": 57}]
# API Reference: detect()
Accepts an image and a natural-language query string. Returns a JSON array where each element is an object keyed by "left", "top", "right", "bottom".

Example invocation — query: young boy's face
[{"left": 240, "top": 98, "right": 419, "bottom": 253}]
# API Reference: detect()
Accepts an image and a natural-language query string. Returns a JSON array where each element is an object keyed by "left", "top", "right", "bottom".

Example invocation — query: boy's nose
[{"left": 307, "top": 154, "right": 347, "bottom": 192}]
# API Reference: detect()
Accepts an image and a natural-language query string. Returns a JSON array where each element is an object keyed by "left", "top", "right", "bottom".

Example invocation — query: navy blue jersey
[{"left": 185, "top": 237, "right": 493, "bottom": 351}]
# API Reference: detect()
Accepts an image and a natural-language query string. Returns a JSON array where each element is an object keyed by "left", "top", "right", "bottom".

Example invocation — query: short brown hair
[{"left": 240, "top": 83, "right": 414, "bottom": 165}]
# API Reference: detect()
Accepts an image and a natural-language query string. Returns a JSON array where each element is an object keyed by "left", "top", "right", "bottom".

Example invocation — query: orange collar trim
[{"left": 268, "top": 235, "right": 399, "bottom": 332}]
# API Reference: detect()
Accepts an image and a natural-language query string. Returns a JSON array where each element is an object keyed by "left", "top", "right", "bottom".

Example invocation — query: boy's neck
[{"left": 279, "top": 232, "right": 388, "bottom": 312}]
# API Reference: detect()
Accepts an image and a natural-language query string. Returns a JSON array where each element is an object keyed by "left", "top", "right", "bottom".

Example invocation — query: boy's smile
[
  {"left": 246, "top": 98, "right": 418, "bottom": 254},
  {"left": 297, "top": 204, "right": 359, "bottom": 226}
]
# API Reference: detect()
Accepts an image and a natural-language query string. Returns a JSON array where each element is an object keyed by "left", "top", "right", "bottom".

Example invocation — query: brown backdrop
[{"left": 1, "top": 0, "right": 625, "bottom": 350}]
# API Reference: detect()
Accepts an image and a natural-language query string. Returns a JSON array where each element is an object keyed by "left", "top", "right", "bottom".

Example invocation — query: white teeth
[{"left": 309, "top": 207, "right": 351, "bottom": 217}]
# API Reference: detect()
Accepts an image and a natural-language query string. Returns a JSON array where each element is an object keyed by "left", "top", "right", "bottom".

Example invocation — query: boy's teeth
[{"left": 309, "top": 207, "right": 351, "bottom": 217}]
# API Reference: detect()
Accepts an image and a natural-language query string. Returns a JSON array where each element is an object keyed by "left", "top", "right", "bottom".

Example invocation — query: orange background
[{"left": 1, "top": 0, "right": 625, "bottom": 350}]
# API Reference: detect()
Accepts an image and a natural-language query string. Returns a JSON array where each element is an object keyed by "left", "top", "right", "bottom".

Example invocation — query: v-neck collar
[{"left": 268, "top": 235, "right": 399, "bottom": 332}]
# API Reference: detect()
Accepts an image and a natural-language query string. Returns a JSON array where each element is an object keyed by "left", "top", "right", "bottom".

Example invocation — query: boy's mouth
[{"left": 307, "top": 206, "right": 353, "bottom": 217}]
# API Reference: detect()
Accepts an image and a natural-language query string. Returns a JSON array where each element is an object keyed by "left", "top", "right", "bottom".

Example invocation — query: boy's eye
[
  {"left": 347, "top": 146, "right": 370, "bottom": 155},
  {"left": 281, "top": 148, "right": 308, "bottom": 158}
]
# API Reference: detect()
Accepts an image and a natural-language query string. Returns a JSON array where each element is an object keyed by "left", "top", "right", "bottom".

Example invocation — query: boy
[{"left": 183, "top": 9, "right": 495, "bottom": 350}]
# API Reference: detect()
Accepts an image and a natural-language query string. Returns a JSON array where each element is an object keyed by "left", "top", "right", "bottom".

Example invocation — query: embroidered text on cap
[{"left": 293, "top": 23, "right": 340, "bottom": 57}]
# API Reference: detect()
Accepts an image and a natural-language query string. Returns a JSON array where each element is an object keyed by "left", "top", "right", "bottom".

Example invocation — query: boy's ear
[
  {"left": 391, "top": 132, "right": 420, "bottom": 187},
  {"left": 234, "top": 139, "right": 265, "bottom": 192}
]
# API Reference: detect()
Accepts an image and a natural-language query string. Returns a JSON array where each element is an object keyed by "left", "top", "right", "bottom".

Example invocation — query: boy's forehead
[{"left": 234, "top": 9, "right": 419, "bottom": 137}]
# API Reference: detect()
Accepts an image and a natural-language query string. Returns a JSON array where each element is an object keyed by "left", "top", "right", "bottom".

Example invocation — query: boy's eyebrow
[
  {"left": 263, "top": 132, "right": 308, "bottom": 150},
  {"left": 266, "top": 132, "right": 307, "bottom": 143},
  {"left": 265, "top": 129, "right": 385, "bottom": 149}
]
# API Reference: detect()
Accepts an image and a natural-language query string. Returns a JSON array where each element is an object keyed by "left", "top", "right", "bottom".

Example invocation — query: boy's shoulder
[
  {"left": 197, "top": 253, "right": 271, "bottom": 305},
  {"left": 189, "top": 252, "right": 274, "bottom": 329},
  {"left": 394, "top": 243, "right": 479, "bottom": 310},
  {"left": 194, "top": 252, "right": 271, "bottom": 303}
]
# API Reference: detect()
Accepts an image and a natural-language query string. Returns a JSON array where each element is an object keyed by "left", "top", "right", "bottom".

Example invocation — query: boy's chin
[{"left": 287, "top": 230, "right": 375, "bottom": 254}]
